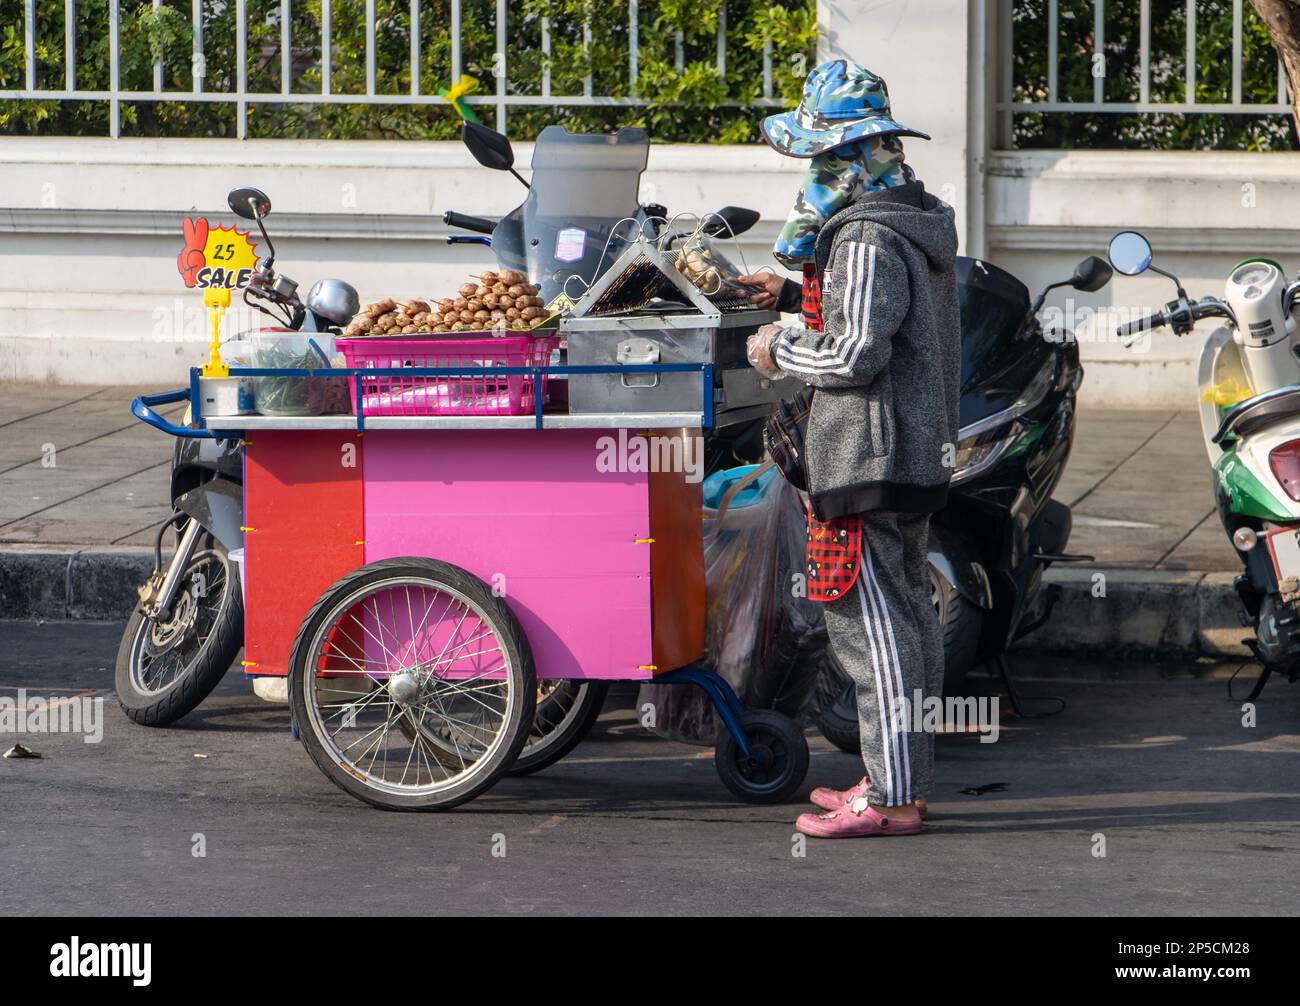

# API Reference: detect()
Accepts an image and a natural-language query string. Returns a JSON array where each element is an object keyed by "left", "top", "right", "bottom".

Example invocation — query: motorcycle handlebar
[
  {"left": 1116, "top": 310, "right": 1168, "bottom": 338},
  {"left": 443, "top": 210, "right": 496, "bottom": 235}
]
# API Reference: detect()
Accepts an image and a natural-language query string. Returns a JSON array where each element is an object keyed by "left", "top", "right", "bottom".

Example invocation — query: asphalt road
[{"left": 1, "top": 620, "right": 1298, "bottom": 917}]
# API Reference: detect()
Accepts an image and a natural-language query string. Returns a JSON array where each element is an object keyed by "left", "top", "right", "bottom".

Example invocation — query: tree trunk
[{"left": 1252, "top": 0, "right": 1300, "bottom": 143}]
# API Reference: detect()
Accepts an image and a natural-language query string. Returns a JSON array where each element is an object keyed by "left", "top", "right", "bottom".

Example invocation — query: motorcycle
[
  {"left": 814, "top": 251, "right": 1112, "bottom": 751},
  {"left": 116, "top": 188, "right": 360, "bottom": 725},
  {"left": 1106, "top": 229, "right": 1300, "bottom": 696}
]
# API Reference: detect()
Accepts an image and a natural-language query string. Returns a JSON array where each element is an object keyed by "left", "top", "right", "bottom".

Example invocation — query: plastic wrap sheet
[{"left": 638, "top": 466, "right": 827, "bottom": 744}]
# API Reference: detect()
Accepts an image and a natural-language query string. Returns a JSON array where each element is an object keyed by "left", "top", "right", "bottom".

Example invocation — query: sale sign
[{"left": 177, "top": 216, "right": 259, "bottom": 290}]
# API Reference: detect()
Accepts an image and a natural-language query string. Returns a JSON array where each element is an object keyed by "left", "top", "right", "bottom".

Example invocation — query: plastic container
[
  {"left": 199, "top": 375, "right": 255, "bottom": 416},
  {"left": 337, "top": 334, "right": 559, "bottom": 417},
  {"left": 240, "top": 332, "right": 350, "bottom": 416},
  {"left": 228, "top": 547, "right": 245, "bottom": 605}
]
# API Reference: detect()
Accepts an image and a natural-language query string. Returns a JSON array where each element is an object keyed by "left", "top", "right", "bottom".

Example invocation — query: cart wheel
[
  {"left": 288, "top": 557, "right": 535, "bottom": 811},
  {"left": 508, "top": 679, "right": 609, "bottom": 776},
  {"left": 714, "top": 709, "right": 810, "bottom": 805}
]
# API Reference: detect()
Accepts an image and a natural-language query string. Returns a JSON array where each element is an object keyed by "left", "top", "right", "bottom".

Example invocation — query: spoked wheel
[
  {"left": 288, "top": 557, "right": 535, "bottom": 811},
  {"left": 508, "top": 679, "right": 609, "bottom": 776},
  {"left": 714, "top": 709, "right": 810, "bottom": 805},
  {"left": 115, "top": 535, "right": 243, "bottom": 726}
]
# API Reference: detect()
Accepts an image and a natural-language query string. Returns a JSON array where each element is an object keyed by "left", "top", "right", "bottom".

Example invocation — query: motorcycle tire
[
  {"left": 115, "top": 534, "right": 243, "bottom": 727},
  {"left": 814, "top": 574, "right": 982, "bottom": 755}
]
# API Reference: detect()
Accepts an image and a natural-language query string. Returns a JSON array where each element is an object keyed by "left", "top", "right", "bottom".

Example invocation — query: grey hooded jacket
[{"left": 773, "top": 180, "right": 960, "bottom": 520}]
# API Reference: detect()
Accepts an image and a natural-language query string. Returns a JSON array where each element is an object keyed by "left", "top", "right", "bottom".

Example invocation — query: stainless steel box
[{"left": 562, "top": 310, "right": 784, "bottom": 420}]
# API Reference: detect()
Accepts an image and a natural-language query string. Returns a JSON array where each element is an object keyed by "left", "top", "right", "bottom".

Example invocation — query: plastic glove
[{"left": 746, "top": 324, "right": 786, "bottom": 379}]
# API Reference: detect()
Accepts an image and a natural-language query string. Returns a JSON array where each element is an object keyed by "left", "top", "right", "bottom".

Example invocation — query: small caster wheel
[{"left": 714, "top": 709, "right": 810, "bottom": 804}]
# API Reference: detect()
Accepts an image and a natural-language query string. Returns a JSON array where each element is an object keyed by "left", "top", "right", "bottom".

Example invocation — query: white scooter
[{"left": 1109, "top": 231, "right": 1300, "bottom": 695}]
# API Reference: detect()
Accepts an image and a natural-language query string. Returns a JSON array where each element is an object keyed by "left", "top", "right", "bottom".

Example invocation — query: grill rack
[{"left": 570, "top": 237, "right": 761, "bottom": 321}]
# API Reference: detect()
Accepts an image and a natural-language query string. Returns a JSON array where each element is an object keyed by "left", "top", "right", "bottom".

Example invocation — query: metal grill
[{"left": 577, "top": 242, "right": 761, "bottom": 318}]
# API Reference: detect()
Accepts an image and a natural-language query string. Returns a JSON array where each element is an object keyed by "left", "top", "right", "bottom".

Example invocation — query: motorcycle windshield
[
  {"left": 956, "top": 256, "right": 1050, "bottom": 428},
  {"left": 491, "top": 125, "right": 650, "bottom": 304}
]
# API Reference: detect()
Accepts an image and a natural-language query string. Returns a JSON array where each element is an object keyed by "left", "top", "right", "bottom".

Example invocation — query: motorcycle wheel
[
  {"left": 115, "top": 534, "right": 243, "bottom": 727},
  {"left": 814, "top": 571, "right": 981, "bottom": 755}
]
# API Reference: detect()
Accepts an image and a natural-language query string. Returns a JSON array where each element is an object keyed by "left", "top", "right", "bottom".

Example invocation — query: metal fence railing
[
  {"left": 997, "top": 0, "right": 1292, "bottom": 146},
  {"left": 3, "top": 0, "right": 786, "bottom": 138}
]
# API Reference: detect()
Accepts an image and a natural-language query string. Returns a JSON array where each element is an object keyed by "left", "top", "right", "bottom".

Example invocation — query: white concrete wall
[
  {"left": 0, "top": 137, "right": 804, "bottom": 385},
  {"left": 986, "top": 149, "right": 1300, "bottom": 409}
]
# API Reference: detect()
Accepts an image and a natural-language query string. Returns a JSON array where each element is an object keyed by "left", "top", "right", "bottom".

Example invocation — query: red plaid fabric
[
  {"left": 801, "top": 261, "right": 824, "bottom": 331},
  {"left": 806, "top": 510, "right": 862, "bottom": 602}
]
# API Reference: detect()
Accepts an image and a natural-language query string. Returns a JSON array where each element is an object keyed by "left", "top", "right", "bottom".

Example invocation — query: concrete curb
[
  {"left": 0, "top": 549, "right": 1249, "bottom": 657},
  {"left": 0, "top": 547, "right": 155, "bottom": 622},
  {"left": 1017, "top": 567, "right": 1248, "bottom": 659}
]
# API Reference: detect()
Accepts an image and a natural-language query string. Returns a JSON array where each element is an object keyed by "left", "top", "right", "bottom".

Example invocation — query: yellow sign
[{"left": 178, "top": 217, "right": 259, "bottom": 290}]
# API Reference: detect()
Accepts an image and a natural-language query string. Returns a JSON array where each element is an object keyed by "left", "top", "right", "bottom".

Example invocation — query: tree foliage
[
  {"left": 0, "top": 0, "right": 816, "bottom": 142},
  {"left": 1011, "top": 0, "right": 1294, "bottom": 150}
]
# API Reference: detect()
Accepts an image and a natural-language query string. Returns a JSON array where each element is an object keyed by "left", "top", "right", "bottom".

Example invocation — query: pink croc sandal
[
  {"left": 796, "top": 797, "right": 924, "bottom": 839},
  {"left": 810, "top": 777, "right": 929, "bottom": 820}
]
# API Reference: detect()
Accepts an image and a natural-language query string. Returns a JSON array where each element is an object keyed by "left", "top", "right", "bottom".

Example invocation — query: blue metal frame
[
  {"left": 655, "top": 665, "right": 752, "bottom": 759},
  {"left": 131, "top": 387, "right": 216, "bottom": 439},
  {"left": 132, "top": 359, "right": 719, "bottom": 438},
  {"left": 131, "top": 362, "right": 719, "bottom": 437}
]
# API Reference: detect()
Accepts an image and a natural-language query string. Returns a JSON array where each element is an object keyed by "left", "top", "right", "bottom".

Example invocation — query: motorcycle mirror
[
  {"left": 228, "top": 187, "right": 272, "bottom": 220},
  {"left": 1107, "top": 231, "right": 1152, "bottom": 277},
  {"left": 703, "top": 206, "right": 761, "bottom": 238},
  {"left": 461, "top": 121, "right": 516, "bottom": 171},
  {"left": 1070, "top": 255, "right": 1113, "bottom": 293}
]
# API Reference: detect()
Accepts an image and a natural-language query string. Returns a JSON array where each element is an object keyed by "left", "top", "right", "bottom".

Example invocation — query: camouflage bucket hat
[{"left": 761, "top": 58, "right": 930, "bottom": 158}]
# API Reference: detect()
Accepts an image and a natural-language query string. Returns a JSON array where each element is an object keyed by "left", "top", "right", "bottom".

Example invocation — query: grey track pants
[{"left": 822, "top": 512, "right": 942, "bottom": 806}]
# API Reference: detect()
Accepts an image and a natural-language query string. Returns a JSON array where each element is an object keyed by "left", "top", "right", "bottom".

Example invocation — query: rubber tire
[
  {"left": 288, "top": 557, "right": 536, "bottom": 811},
  {"left": 814, "top": 576, "right": 983, "bottom": 755},
  {"left": 114, "top": 536, "right": 243, "bottom": 727},
  {"left": 507, "top": 680, "right": 609, "bottom": 777},
  {"left": 714, "top": 709, "right": 810, "bottom": 805}
]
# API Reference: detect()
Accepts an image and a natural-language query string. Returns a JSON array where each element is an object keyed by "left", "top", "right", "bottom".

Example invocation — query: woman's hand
[
  {"left": 737, "top": 272, "right": 787, "bottom": 310},
  {"left": 746, "top": 324, "right": 785, "bottom": 378}
]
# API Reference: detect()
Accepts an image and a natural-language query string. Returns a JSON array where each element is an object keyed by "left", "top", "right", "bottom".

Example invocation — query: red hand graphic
[{"left": 178, "top": 217, "right": 209, "bottom": 286}]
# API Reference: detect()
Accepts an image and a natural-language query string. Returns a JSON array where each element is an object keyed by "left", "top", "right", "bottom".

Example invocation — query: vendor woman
[{"left": 741, "top": 58, "right": 961, "bottom": 839}]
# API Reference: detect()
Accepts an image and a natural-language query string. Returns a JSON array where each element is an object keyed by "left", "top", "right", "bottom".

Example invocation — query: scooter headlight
[{"left": 951, "top": 427, "right": 1018, "bottom": 486}]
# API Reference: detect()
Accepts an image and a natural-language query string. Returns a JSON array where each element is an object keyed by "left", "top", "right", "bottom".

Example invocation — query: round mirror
[
  {"left": 1107, "top": 231, "right": 1152, "bottom": 277},
  {"left": 227, "top": 187, "right": 272, "bottom": 220}
]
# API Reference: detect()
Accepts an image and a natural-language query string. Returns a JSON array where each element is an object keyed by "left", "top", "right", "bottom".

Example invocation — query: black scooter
[{"left": 814, "top": 253, "right": 1111, "bottom": 750}]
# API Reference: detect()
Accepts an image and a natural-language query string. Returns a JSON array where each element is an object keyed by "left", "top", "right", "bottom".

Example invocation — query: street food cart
[{"left": 132, "top": 218, "right": 810, "bottom": 811}]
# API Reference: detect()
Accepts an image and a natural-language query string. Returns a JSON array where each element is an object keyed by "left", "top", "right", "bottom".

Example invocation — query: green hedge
[
  {"left": 1011, "top": 0, "right": 1294, "bottom": 150},
  {"left": 0, "top": 0, "right": 816, "bottom": 142}
]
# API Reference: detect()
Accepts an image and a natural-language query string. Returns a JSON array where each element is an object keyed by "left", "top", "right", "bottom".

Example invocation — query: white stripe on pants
[{"left": 822, "top": 512, "right": 938, "bottom": 806}]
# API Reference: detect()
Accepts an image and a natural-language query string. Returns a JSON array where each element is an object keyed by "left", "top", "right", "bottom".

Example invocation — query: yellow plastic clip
[
  {"left": 240, "top": 660, "right": 258, "bottom": 668},
  {"left": 354, "top": 540, "right": 366, "bottom": 546},
  {"left": 239, "top": 525, "right": 256, "bottom": 533},
  {"left": 634, "top": 538, "right": 656, "bottom": 544},
  {"left": 201, "top": 287, "right": 232, "bottom": 379},
  {"left": 637, "top": 665, "right": 658, "bottom": 671}
]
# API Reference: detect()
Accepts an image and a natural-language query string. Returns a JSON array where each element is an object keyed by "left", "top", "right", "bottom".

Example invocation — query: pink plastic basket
[{"left": 336, "top": 334, "right": 558, "bottom": 417}]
